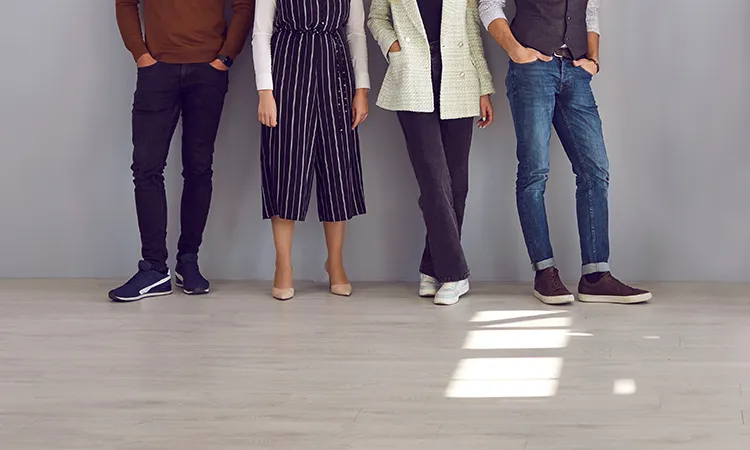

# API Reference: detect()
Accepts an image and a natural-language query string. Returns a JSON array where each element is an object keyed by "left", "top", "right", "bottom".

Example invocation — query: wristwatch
[{"left": 216, "top": 54, "right": 234, "bottom": 68}]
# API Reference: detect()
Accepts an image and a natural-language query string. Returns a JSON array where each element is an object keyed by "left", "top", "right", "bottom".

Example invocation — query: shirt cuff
[
  {"left": 479, "top": 10, "right": 507, "bottom": 30},
  {"left": 355, "top": 72, "right": 371, "bottom": 90},
  {"left": 256, "top": 73, "right": 274, "bottom": 91}
]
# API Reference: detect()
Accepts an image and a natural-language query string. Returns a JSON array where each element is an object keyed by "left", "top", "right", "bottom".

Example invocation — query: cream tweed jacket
[{"left": 367, "top": 0, "right": 495, "bottom": 120}]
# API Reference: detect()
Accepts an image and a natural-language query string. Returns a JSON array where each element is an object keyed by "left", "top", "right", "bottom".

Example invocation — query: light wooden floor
[{"left": 1, "top": 280, "right": 749, "bottom": 449}]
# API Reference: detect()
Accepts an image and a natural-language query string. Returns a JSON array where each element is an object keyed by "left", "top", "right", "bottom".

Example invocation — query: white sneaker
[
  {"left": 434, "top": 279, "right": 470, "bottom": 306},
  {"left": 419, "top": 273, "right": 440, "bottom": 297}
]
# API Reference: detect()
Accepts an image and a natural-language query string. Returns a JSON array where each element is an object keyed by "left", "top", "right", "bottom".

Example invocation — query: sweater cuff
[
  {"left": 130, "top": 42, "right": 150, "bottom": 62},
  {"left": 218, "top": 44, "right": 239, "bottom": 60}
]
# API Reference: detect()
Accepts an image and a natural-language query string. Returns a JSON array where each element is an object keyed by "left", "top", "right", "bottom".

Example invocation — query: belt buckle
[{"left": 554, "top": 47, "right": 572, "bottom": 59}]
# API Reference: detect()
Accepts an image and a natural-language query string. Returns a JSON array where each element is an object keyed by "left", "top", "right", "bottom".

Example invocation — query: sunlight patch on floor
[{"left": 447, "top": 310, "right": 571, "bottom": 398}]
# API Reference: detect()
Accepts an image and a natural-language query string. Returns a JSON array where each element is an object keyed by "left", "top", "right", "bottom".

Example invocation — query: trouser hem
[
  {"left": 532, "top": 258, "right": 556, "bottom": 272},
  {"left": 420, "top": 268, "right": 470, "bottom": 284},
  {"left": 582, "top": 262, "right": 610, "bottom": 275}
]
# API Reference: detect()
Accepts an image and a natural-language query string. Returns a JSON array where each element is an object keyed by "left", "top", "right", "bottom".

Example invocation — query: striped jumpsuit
[{"left": 260, "top": 0, "right": 367, "bottom": 222}]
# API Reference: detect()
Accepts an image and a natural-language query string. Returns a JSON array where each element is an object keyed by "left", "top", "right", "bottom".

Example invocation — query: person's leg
[
  {"left": 506, "top": 59, "right": 575, "bottom": 305},
  {"left": 312, "top": 32, "right": 367, "bottom": 295},
  {"left": 416, "top": 114, "right": 473, "bottom": 286},
  {"left": 262, "top": 33, "right": 319, "bottom": 297},
  {"left": 398, "top": 110, "right": 469, "bottom": 283},
  {"left": 109, "top": 63, "right": 181, "bottom": 302},
  {"left": 440, "top": 117, "right": 474, "bottom": 237},
  {"left": 554, "top": 62, "right": 610, "bottom": 275},
  {"left": 505, "top": 60, "right": 559, "bottom": 272},
  {"left": 271, "top": 217, "right": 295, "bottom": 291},
  {"left": 556, "top": 61, "right": 651, "bottom": 304},
  {"left": 131, "top": 63, "right": 182, "bottom": 272},
  {"left": 323, "top": 222, "right": 350, "bottom": 292},
  {"left": 177, "top": 63, "right": 229, "bottom": 261}
]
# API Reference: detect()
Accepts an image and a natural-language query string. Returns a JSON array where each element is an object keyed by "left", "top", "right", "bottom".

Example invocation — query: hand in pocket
[
  {"left": 210, "top": 59, "right": 230, "bottom": 71},
  {"left": 136, "top": 53, "right": 158, "bottom": 68},
  {"left": 573, "top": 58, "right": 598, "bottom": 76},
  {"left": 510, "top": 47, "right": 551, "bottom": 64}
]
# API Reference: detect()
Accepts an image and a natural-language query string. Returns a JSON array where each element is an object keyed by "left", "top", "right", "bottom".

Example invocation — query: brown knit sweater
[{"left": 115, "top": 0, "right": 254, "bottom": 63}]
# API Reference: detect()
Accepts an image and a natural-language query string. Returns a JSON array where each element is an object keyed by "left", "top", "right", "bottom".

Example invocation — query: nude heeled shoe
[
  {"left": 272, "top": 287, "right": 295, "bottom": 301},
  {"left": 325, "top": 261, "right": 352, "bottom": 297},
  {"left": 272, "top": 264, "right": 294, "bottom": 301},
  {"left": 329, "top": 282, "right": 353, "bottom": 297}
]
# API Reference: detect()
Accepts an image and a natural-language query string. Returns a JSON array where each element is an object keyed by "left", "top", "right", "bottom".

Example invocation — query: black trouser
[
  {"left": 131, "top": 62, "right": 228, "bottom": 272},
  {"left": 397, "top": 44, "right": 474, "bottom": 282}
]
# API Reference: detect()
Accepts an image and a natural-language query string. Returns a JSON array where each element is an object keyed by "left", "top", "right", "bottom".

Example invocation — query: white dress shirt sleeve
[
  {"left": 478, "top": 0, "right": 507, "bottom": 30},
  {"left": 586, "top": 0, "right": 602, "bottom": 35},
  {"left": 251, "top": 0, "right": 276, "bottom": 91},
  {"left": 347, "top": 0, "right": 371, "bottom": 89}
]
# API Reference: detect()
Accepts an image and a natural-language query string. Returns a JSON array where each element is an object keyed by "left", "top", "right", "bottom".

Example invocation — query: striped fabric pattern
[
  {"left": 368, "top": 0, "right": 495, "bottom": 120},
  {"left": 261, "top": 0, "right": 367, "bottom": 222}
]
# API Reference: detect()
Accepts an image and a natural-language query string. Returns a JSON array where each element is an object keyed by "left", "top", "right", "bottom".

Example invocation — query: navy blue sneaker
[
  {"left": 109, "top": 260, "right": 172, "bottom": 302},
  {"left": 175, "top": 253, "right": 210, "bottom": 295}
]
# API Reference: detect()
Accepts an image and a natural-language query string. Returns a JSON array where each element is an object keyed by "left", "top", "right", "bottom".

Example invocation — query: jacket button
[
  {"left": 459, "top": 72, "right": 465, "bottom": 77},
  {"left": 405, "top": 37, "right": 411, "bottom": 43},
  {"left": 458, "top": 42, "right": 464, "bottom": 47}
]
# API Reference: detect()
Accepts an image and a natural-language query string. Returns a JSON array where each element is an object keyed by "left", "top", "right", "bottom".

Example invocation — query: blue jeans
[{"left": 506, "top": 58, "right": 610, "bottom": 275}]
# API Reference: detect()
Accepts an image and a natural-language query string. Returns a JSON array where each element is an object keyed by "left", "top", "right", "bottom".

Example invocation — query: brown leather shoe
[
  {"left": 534, "top": 268, "right": 574, "bottom": 305},
  {"left": 578, "top": 272, "right": 652, "bottom": 304}
]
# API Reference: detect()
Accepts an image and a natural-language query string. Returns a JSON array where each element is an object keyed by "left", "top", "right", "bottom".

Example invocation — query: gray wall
[{"left": 0, "top": 0, "right": 748, "bottom": 282}]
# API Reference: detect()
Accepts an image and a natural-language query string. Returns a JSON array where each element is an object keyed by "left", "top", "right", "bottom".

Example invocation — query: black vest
[{"left": 511, "top": 0, "right": 589, "bottom": 59}]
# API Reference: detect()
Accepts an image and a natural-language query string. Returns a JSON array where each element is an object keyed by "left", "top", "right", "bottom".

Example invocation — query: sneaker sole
[
  {"left": 434, "top": 283, "right": 470, "bottom": 306},
  {"left": 419, "top": 288, "right": 438, "bottom": 298},
  {"left": 109, "top": 289, "right": 172, "bottom": 303},
  {"left": 534, "top": 290, "right": 575, "bottom": 305},
  {"left": 175, "top": 273, "right": 210, "bottom": 296},
  {"left": 578, "top": 292, "right": 652, "bottom": 304}
]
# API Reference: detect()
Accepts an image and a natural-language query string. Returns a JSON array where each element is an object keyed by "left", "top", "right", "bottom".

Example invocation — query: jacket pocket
[{"left": 379, "top": 50, "right": 408, "bottom": 107}]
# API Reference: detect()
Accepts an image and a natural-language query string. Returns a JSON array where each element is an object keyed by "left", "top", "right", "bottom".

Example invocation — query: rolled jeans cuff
[
  {"left": 531, "top": 258, "right": 556, "bottom": 272},
  {"left": 582, "top": 262, "right": 610, "bottom": 275}
]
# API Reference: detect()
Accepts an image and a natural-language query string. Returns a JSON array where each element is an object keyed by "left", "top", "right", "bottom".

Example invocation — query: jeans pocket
[
  {"left": 511, "top": 59, "right": 540, "bottom": 66},
  {"left": 576, "top": 65, "right": 594, "bottom": 79},
  {"left": 207, "top": 62, "right": 229, "bottom": 74}
]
